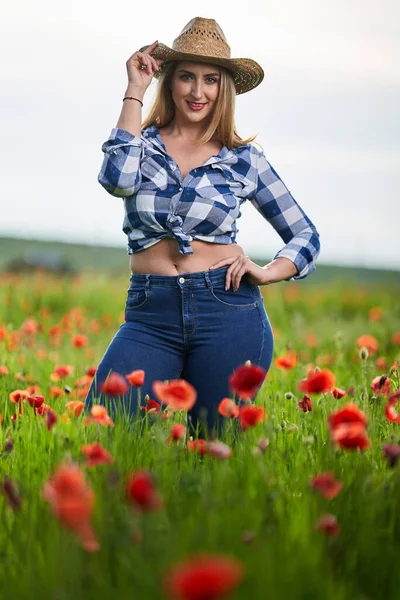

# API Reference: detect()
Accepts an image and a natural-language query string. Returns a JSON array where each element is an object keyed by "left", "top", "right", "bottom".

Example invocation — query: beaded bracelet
[{"left": 122, "top": 97, "right": 143, "bottom": 107}]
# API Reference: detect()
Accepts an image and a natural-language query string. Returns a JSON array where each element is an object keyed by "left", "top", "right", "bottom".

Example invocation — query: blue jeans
[{"left": 85, "top": 266, "right": 274, "bottom": 435}]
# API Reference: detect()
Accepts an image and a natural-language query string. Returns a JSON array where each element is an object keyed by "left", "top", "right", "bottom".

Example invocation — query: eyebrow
[{"left": 177, "top": 69, "right": 220, "bottom": 77}]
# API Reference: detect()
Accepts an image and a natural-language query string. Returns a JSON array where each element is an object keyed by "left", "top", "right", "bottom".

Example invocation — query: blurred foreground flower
[
  {"left": 164, "top": 554, "right": 245, "bottom": 600},
  {"left": 315, "top": 514, "right": 340, "bottom": 536},
  {"left": 84, "top": 405, "right": 114, "bottom": 427},
  {"left": 229, "top": 364, "right": 266, "bottom": 400},
  {"left": 382, "top": 443, "right": 400, "bottom": 467},
  {"left": 126, "top": 470, "right": 163, "bottom": 512},
  {"left": 153, "top": 379, "right": 197, "bottom": 411},
  {"left": 99, "top": 372, "right": 129, "bottom": 396},
  {"left": 126, "top": 369, "right": 145, "bottom": 387},
  {"left": 310, "top": 472, "right": 343, "bottom": 499},
  {"left": 42, "top": 462, "right": 99, "bottom": 552},
  {"left": 327, "top": 403, "right": 370, "bottom": 451},
  {"left": 218, "top": 398, "right": 239, "bottom": 419},
  {"left": 81, "top": 442, "right": 115, "bottom": 467}
]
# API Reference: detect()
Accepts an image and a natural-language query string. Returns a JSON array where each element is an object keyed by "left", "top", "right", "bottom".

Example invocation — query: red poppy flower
[
  {"left": 126, "top": 369, "right": 145, "bottom": 387},
  {"left": 298, "top": 369, "right": 335, "bottom": 394},
  {"left": 187, "top": 439, "right": 208, "bottom": 455},
  {"left": 46, "top": 410, "right": 58, "bottom": 431},
  {"left": 384, "top": 391, "right": 400, "bottom": 423},
  {"left": 382, "top": 443, "right": 400, "bottom": 467},
  {"left": 274, "top": 351, "right": 297, "bottom": 370},
  {"left": 42, "top": 462, "right": 99, "bottom": 553},
  {"left": 170, "top": 423, "right": 186, "bottom": 441},
  {"left": 371, "top": 375, "right": 391, "bottom": 396},
  {"left": 0, "top": 366, "right": 9, "bottom": 376},
  {"left": 327, "top": 402, "right": 368, "bottom": 430},
  {"left": 153, "top": 379, "right": 197, "bottom": 412},
  {"left": 239, "top": 405, "right": 266, "bottom": 430},
  {"left": 298, "top": 394, "right": 312, "bottom": 412},
  {"left": 368, "top": 307, "right": 383, "bottom": 322},
  {"left": 392, "top": 332, "right": 400, "bottom": 345},
  {"left": 81, "top": 442, "right": 114, "bottom": 467},
  {"left": 218, "top": 398, "right": 239, "bottom": 419},
  {"left": 331, "top": 387, "right": 346, "bottom": 399},
  {"left": 72, "top": 334, "right": 88, "bottom": 348},
  {"left": 164, "top": 554, "right": 245, "bottom": 600},
  {"left": 54, "top": 365, "right": 74, "bottom": 378},
  {"left": 9, "top": 389, "right": 29, "bottom": 404},
  {"left": 35, "top": 403, "right": 52, "bottom": 416},
  {"left": 229, "top": 364, "right": 266, "bottom": 400},
  {"left": 86, "top": 366, "right": 97, "bottom": 377},
  {"left": 356, "top": 334, "right": 379, "bottom": 356},
  {"left": 27, "top": 395, "right": 45, "bottom": 409},
  {"left": 84, "top": 405, "right": 114, "bottom": 427},
  {"left": 310, "top": 472, "right": 343, "bottom": 499},
  {"left": 126, "top": 470, "right": 163, "bottom": 512},
  {"left": 315, "top": 514, "right": 340, "bottom": 536},
  {"left": 65, "top": 401, "right": 85, "bottom": 417},
  {"left": 330, "top": 422, "right": 371, "bottom": 451},
  {"left": 49, "top": 386, "right": 64, "bottom": 399},
  {"left": 99, "top": 372, "right": 129, "bottom": 396},
  {"left": 142, "top": 399, "right": 162, "bottom": 413}
]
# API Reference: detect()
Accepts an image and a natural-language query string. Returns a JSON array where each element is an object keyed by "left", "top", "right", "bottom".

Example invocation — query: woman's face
[{"left": 170, "top": 61, "right": 221, "bottom": 124}]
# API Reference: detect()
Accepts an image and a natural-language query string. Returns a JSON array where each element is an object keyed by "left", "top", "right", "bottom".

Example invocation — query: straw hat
[{"left": 139, "top": 17, "right": 264, "bottom": 95}]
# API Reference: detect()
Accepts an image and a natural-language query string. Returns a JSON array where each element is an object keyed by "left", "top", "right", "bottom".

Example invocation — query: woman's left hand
[{"left": 209, "top": 255, "right": 270, "bottom": 291}]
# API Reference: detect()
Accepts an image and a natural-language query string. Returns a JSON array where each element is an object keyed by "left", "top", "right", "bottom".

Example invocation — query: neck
[{"left": 162, "top": 116, "right": 212, "bottom": 143}]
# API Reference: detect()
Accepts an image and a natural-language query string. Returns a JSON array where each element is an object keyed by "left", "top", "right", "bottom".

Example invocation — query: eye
[
  {"left": 206, "top": 77, "right": 218, "bottom": 84},
  {"left": 179, "top": 74, "right": 192, "bottom": 80}
]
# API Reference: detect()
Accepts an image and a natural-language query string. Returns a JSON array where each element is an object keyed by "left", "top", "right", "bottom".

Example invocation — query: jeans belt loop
[
  {"left": 204, "top": 271, "right": 212, "bottom": 288},
  {"left": 144, "top": 275, "right": 150, "bottom": 290}
]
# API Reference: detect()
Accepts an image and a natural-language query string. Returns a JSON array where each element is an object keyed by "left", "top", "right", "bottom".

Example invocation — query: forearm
[
  {"left": 116, "top": 85, "right": 145, "bottom": 137},
  {"left": 261, "top": 257, "right": 299, "bottom": 284}
]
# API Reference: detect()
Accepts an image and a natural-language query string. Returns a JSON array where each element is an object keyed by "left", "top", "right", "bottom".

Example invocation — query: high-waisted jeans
[{"left": 85, "top": 265, "right": 274, "bottom": 435}]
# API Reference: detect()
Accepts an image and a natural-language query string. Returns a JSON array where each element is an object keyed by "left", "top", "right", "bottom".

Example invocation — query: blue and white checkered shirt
[{"left": 98, "top": 124, "right": 320, "bottom": 280}]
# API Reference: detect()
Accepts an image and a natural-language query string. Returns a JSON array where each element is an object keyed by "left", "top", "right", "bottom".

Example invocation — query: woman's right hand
[{"left": 126, "top": 41, "right": 164, "bottom": 93}]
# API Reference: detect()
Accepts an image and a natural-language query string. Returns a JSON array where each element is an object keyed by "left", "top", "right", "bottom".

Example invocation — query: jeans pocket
[
  {"left": 125, "top": 285, "right": 150, "bottom": 317},
  {"left": 209, "top": 281, "right": 258, "bottom": 310}
]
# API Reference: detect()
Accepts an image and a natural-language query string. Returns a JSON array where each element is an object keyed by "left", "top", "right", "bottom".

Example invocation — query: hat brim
[{"left": 138, "top": 43, "right": 264, "bottom": 95}]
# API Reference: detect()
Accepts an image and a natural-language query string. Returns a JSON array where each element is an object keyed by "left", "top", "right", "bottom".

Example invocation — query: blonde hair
[{"left": 141, "top": 61, "right": 257, "bottom": 149}]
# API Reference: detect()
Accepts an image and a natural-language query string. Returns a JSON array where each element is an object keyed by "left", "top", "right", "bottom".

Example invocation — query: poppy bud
[
  {"left": 359, "top": 347, "right": 369, "bottom": 361},
  {"left": 284, "top": 392, "right": 294, "bottom": 400}
]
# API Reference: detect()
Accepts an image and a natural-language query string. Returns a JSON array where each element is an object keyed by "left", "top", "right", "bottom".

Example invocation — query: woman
[{"left": 85, "top": 17, "right": 320, "bottom": 435}]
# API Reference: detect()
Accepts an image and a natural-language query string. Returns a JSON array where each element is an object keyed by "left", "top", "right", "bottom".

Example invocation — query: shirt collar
[{"left": 142, "top": 124, "right": 235, "bottom": 165}]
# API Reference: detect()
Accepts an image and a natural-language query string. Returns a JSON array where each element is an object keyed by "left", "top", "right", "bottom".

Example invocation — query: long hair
[{"left": 141, "top": 62, "right": 257, "bottom": 149}]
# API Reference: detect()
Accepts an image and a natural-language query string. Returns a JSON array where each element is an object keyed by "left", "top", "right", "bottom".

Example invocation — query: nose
[{"left": 191, "top": 79, "right": 204, "bottom": 100}]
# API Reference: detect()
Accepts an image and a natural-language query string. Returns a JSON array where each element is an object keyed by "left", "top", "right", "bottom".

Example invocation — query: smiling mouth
[{"left": 186, "top": 101, "right": 207, "bottom": 110}]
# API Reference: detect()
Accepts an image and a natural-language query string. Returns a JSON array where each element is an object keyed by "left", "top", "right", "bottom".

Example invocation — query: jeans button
[{"left": 178, "top": 277, "right": 185, "bottom": 283}]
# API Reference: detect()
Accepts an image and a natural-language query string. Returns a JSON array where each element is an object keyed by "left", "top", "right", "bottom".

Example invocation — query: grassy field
[
  {"left": 1, "top": 235, "right": 400, "bottom": 284},
  {"left": 0, "top": 261, "right": 399, "bottom": 599}
]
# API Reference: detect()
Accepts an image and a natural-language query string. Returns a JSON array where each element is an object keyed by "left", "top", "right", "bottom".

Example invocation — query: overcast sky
[{"left": 1, "top": 0, "right": 399, "bottom": 270}]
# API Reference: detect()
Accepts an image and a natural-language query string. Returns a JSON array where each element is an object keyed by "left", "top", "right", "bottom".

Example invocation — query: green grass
[
  {"left": 1, "top": 235, "right": 400, "bottom": 284},
  {"left": 0, "top": 271, "right": 399, "bottom": 599}
]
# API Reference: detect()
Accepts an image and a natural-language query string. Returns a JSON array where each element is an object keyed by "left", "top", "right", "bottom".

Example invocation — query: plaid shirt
[{"left": 98, "top": 124, "right": 320, "bottom": 280}]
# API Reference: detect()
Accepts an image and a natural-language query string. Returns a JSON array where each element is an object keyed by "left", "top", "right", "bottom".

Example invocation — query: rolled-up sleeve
[
  {"left": 248, "top": 146, "right": 320, "bottom": 281},
  {"left": 98, "top": 128, "right": 143, "bottom": 197}
]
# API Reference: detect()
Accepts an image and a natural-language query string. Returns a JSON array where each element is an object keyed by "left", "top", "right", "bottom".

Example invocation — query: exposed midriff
[{"left": 129, "top": 238, "right": 246, "bottom": 275}]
